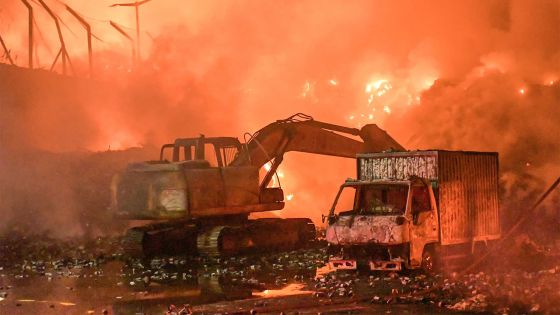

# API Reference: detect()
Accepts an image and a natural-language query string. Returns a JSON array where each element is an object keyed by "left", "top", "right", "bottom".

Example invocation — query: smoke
[{"left": 0, "top": 0, "right": 558, "bottom": 235}]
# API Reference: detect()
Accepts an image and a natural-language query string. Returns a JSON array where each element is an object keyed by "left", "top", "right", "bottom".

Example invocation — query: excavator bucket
[{"left": 359, "top": 124, "right": 405, "bottom": 152}]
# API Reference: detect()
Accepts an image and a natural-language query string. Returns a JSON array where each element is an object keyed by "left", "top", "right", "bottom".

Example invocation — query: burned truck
[{"left": 325, "top": 150, "right": 500, "bottom": 272}]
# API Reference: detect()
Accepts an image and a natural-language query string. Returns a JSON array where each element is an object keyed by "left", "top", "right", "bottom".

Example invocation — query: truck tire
[{"left": 421, "top": 246, "right": 439, "bottom": 274}]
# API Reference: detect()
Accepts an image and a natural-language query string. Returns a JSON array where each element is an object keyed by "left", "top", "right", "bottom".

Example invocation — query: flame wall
[{"left": 0, "top": 0, "right": 558, "bottom": 236}]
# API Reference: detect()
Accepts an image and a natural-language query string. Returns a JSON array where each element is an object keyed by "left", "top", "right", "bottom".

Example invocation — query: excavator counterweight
[{"left": 113, "top": 113, "right": 403, "bottom": 257}]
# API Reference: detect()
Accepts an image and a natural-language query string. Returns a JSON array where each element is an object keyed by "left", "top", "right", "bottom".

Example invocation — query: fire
[
  {"left": 519, "top": 88, "right": 526, "bottom": 95},
  {"left": 365, "top": 79, "right": 391, "bottom": 93},
  {"left": 383, "top": 105, "right": 391, "bottom": 114},
  {"left": 286, "top": 194, "right": 294, "bottom": 201},
  {"left": 263, "top": 162, "right": 287, "bottom": 188},
  {"left": 365, "top": 79, "right": 392, "bottom": 105}
]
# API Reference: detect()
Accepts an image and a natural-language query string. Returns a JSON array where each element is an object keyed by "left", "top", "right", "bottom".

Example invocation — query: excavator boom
[
  {"left": 233, "top": 114, "right": 403, "bottom": 168},
  {"left": 231, "top": 113, "right": 404, "bottom": 189}
]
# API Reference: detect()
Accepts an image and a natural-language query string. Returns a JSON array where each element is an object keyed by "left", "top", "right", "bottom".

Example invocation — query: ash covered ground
[{"left": 1, "top": 229, "right": 559, "bottom": 314}]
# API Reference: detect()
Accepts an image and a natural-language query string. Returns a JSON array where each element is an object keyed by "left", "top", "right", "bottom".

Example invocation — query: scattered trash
[{"left": 2, "top": 230, "right": 560, "bottom": 313}]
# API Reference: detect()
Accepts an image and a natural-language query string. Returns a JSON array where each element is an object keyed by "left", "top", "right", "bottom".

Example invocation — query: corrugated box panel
[
  {"left": 439, "top": 151, "right": 500, "bottom": 245},
  {"left": 358, "top": 151, "right": 439, "bottom": 181}
]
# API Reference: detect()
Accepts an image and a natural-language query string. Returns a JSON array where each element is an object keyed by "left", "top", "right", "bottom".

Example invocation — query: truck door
[{"left": 408, "top": 181, "right": 439, "bottom": 267}]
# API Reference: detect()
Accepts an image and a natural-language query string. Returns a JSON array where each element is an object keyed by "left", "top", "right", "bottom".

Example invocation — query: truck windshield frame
[
  {"left": 357, "top": 183, "right": 409, "bottom": 215},
  {"left": 328, "top": 181, "right": 411, "bottom": 217}
]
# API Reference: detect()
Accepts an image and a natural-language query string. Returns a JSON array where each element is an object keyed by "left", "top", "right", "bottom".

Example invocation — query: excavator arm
[{"left": 231, "top": 113, "right": 404, "bottom": 189}]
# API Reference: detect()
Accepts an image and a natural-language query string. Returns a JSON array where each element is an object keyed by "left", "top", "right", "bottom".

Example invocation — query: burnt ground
[{"left": 0, "top": 231, "right": 559, "bottom": 314}]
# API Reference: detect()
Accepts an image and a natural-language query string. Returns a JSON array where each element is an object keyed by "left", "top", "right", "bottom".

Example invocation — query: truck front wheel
[{"left": 421, "top": 246, "right": 439, "bottom": 274}]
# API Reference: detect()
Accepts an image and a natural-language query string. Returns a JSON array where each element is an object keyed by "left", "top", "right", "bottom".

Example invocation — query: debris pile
[
  {"left": 311, "top": 267, "right": 560, "bottom": 313},
  {"left": 2, "top": 230, "right": 560, "bottom": 313},
  {"left": 0, "top": 230, "right": 120, "bottom": 276},
  {"left": 122, "top": 247, "right": 328, "bottom": 289}
]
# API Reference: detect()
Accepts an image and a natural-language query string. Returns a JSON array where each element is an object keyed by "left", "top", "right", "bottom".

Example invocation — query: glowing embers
[
  {"left": 262, "top": 162, "right": 295, "bottom": 202},
  {"left": 365, "top": 79, "right": 392, "bottom": 105},
  {"left": 253, "top": 283, "right": 312, "bottom": 298},
  {"left": 383, "top": 105, "right": 391, "bottom": 114}
]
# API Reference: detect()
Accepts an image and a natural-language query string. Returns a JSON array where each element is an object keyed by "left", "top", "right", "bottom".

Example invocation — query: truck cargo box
[{"left": 357, "top": 150, "right": 500, "bottom": 245}]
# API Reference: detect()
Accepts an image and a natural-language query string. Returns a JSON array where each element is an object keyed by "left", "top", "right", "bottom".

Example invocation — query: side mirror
[{"left": 323, "top": 214, "right": 338, "bottom": 225}]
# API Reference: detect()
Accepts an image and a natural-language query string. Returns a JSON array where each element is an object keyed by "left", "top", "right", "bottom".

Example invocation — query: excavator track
[
  {"left": 196, "top": 226, "right": 228, "bottom": 257},
  {"left": 122, "top": 218, "right": 316, "bottom": 258},
  {"left": 121, "top": 227, "right": 147, "bottom": 257},
  {"left": 196, "top": 218, "right": 316, "bottom": 257},
  {"left": 121, "top": 221, "right": 198, "bottom": 257}
]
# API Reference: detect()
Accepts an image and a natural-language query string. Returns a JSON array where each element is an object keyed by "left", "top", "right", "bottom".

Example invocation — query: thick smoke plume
[{"left": 0, "top": 0, "right": 558, "bottom": 236}]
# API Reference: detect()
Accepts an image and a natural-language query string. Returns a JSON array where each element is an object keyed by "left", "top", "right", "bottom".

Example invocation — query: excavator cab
[
  {"left": 159, "top": 136, "right": 243, "bottom": 167},
  {"left": 111, "top": 135, "right": 284, "bottom": 221}
]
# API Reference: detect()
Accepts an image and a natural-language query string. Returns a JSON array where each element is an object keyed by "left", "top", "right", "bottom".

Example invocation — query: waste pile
[
  {"left": 2, "top": 229, "right": 560, "bottom": 314},
  {"left": 312, "top": 261, "right": 560, "bottom": 313}
]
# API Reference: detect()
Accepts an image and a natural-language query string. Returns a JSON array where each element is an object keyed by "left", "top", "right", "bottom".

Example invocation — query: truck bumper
[
  {"left": 369, "top": 260, "right": 402, "bottom": 271},
  {"left": 328, "top": 259, "right": 403, "bottom": 271},
  {"left": 328, "top": 259, "right": 357, "bottom": 270}
]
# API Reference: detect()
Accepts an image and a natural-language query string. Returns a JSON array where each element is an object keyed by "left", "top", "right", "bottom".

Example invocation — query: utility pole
[{"left": 110, "top": 0, "right": 152, "bottom": 62}]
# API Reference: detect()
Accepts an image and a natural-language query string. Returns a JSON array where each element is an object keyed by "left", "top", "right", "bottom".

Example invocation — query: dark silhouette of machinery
[{"left": 112, "top": 113, "right": 404, "bottom": 257}]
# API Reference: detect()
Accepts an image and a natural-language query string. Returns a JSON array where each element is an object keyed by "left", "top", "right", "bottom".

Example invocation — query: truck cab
[{"left": 325, "top": 177, "right": 440, "bottom": 271}]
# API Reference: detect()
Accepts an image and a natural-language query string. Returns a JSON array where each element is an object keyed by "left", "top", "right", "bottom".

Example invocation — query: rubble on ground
[{"left": 2, "top": 231, "right": 560, "bottom": 313}]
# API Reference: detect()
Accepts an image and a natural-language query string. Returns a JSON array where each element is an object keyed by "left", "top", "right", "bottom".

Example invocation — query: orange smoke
[{"left": 0, "top": 0, "right": 558, "bottom": 232}]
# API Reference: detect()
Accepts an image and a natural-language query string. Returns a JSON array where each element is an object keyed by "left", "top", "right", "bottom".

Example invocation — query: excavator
[{"left": 112, "top": 113, "right": 404, "bottom": 257}]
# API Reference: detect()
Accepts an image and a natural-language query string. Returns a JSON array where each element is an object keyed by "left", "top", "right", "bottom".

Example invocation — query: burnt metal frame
[
  {"left": 110, "top": 21, "right": 136, "bottom": 65},
  {"left": 66, "top": 5, "right": 93, "bottom": 77},
  {"left": 327, "top": 180, "right": 412, "bottom": 218},
  {"left": 159, "top": 137, "right": 242, "bottom": 168},
  {"left": 38, "top": 0, "right": 74, "bottom": 75},
  {"left": 20, "top": 0, "right": 33, "bottom": 69},
  {"left": 0, "top": 35, "right": 14, "bottom": 65}
]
